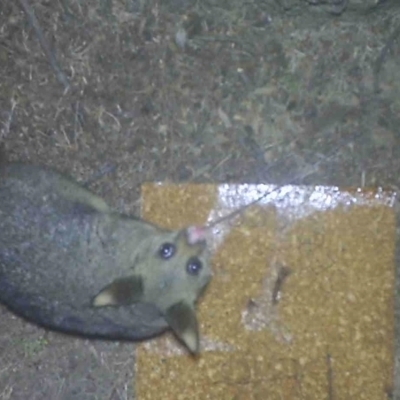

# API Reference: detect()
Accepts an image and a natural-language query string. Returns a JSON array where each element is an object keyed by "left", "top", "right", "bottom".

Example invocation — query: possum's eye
[
  {"left": 186, "top": 257, "right": 202, "bottom": 275},
  {"left": 158, "top": 243, "right": 176, "bottom": 259}
]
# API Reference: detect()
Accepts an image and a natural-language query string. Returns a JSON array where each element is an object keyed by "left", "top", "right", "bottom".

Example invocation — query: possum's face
[
  {"left": 92, "top": 225, "right": 211, "bottom": 353},
  {"left": 141, "top": 226, "right": 211, "bottom": 304}
]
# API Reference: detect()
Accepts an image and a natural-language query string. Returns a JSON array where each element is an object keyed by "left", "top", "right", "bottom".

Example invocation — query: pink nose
[{"left": 186, "top": 226, "right": 207, "bottom": 244}]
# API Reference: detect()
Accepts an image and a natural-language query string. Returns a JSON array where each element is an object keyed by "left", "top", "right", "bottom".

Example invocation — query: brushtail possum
[{"left": 0, "top": 163, "right": 211, "bottom": 353}]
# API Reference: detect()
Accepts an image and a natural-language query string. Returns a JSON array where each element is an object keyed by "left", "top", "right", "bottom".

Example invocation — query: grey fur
[{"left": 0, "top": 163, "right": 211, "bottom": 351}]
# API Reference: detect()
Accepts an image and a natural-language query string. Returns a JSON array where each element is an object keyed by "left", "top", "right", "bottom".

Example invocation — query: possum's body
[{"left": 0, "top": 163, "right": 210, "bottom": 351}]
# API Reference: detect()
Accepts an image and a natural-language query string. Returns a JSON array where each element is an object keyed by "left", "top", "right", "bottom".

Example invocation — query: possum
[{"left": 0, "top": 163, "right": 211, "bottom": 354}]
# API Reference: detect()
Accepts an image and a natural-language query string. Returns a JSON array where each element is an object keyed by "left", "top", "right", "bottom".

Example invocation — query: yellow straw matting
[{"left": 137, "top": 184, "right": 396, "bottom": 400}]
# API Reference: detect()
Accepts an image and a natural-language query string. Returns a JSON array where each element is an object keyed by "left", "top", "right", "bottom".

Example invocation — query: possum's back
[{"left": 0, "top": 163, "right": 104, "bottom": 259}]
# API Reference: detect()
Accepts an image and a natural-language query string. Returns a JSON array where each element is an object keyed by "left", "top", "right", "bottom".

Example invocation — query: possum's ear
[
  {"left": 164, "top": 301, "right": 199, "bottom": 354},
  {"left": 92, "top": 275, "right": 144, "bottom": 307}
]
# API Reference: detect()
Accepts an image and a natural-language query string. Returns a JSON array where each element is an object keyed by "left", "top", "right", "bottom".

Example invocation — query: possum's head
[{"left": 92, "top": 225, "right": 211, "bottom": 353}]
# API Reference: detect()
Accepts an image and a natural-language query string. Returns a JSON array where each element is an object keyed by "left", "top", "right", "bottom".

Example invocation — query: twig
[
  {"left": 374, "top": 22, "right": 400, "bottom": 94},
  {"left": 0, "top": 97, "right": 17, "bottom": 139},
  {"left": 272, "top": 266, "right": 292, "bottom": 305},
  {"left": 206, "top": 131, "right": 362, "bottom": 229},
  {"left": 326, "top": 352, "right": 334, "bottom": 400},
  {"left": 17, "top": 0, "right": 70, "bottom": 90}
]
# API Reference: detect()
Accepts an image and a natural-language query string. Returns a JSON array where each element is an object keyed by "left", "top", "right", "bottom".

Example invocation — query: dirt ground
[{"left": 0, "top": 0, "right": 400, "bottom": 399}]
